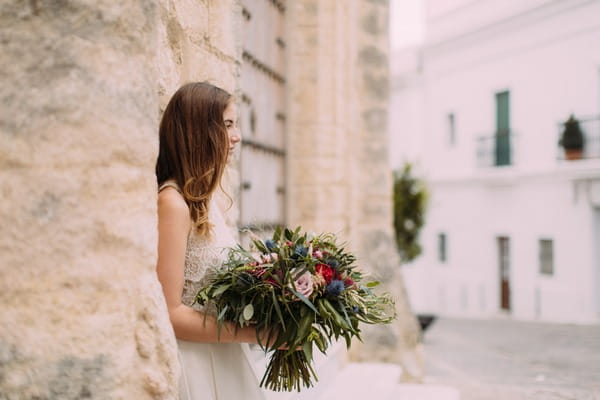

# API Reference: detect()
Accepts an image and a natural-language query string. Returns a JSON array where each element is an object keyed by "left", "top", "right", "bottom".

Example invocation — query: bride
[{"left": 155, "top": 82, "right": 267, "bottom": 400}]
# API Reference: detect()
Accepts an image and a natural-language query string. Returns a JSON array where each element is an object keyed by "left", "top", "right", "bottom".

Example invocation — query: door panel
[{"left": 239, "top": 1, "right": 287, "bottom": 240}]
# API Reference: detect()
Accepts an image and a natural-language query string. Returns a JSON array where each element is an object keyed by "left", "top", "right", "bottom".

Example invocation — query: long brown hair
[{"left": 156, "top": 82, "right": 232, "bottom": 238}]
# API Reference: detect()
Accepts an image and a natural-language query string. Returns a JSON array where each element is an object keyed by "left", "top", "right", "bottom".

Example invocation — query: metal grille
[
  {"left": 476, "top": 132, "right": 517, "bottom": 168},
  {"left": 238, "top": 0, "right": 287, "bottom": 240}
]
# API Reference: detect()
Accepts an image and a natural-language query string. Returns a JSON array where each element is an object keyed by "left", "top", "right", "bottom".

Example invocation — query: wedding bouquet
[{"left": 195, "top": 226, "right": 396, "bottom": 392}]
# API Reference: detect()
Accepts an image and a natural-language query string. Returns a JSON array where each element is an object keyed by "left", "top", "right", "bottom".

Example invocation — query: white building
[{"left": 391, "top": 0, "right": 600, "bottom": 324}]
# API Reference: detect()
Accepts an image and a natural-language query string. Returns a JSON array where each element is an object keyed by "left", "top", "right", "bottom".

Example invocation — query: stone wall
[
  {"left": 0, "top": 0, "right": 240, "bottom": 398},
  {"left": 157, "top": 0, "right": 240, "bottom": 107},
  {"left": 286, "top": 0, "right": 423, "bottom": 382}
]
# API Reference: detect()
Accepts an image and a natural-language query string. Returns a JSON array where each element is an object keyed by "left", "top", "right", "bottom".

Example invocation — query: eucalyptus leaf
[
  {"left": 271, "top": 290, "right": 286, "bottom": 330},
  {"left": 213, "top": 284, "right": 231, "bottom": 297},
  {"left": 302, "top": 341, "right": 313, "bottom": 363},
  {"left": 217, "top": 304, "right": 229, "bottom": 321},
  {"left": 243, "top": 303, "right": 254, "bottom": 320},
  {"left": 293, "top": 291, "right": 318, "bottom": 315},
  {"left": 274, "top": 225, "right": 282, "bottom": 241}
]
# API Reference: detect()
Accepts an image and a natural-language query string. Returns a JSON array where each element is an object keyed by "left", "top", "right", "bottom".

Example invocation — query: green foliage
[
  {"left": 393, "top": 163, "right": 428, "bottom": 263},
  {"left": 559, "top": 114, "right": 584, "bottom": 150}
]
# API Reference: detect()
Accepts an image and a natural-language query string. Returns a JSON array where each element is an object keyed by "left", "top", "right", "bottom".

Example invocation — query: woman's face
[{"left": 223, "top": 101, "right": 241, "bottom": 160}]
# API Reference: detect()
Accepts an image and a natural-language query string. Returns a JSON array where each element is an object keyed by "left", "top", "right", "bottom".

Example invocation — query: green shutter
[{"left": 495, "top": 91, "right": 511, "bottom": 166}]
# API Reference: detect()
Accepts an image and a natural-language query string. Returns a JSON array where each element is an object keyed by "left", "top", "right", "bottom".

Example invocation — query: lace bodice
[{"left": 159, "top": 181, "right": 237, "bottom": 311}]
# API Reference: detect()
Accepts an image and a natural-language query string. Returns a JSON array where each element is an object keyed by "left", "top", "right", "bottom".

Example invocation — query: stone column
[
  {"left": 157, "top": 0, "right": 241, "bottom": 105},
  {"left": 352, "top": 0, "right": 423, "bottom": 382},
  {"left": 1, "top": 1, "right": 172, "bottom": 398},
  {"left": 286, "top": 0, "right": 423, "bottom": 382}
]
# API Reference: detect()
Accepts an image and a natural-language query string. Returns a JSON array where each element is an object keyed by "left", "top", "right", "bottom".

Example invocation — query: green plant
[
  {"left": 393, "top": 163, "right": 428, "bottom": 263},
  {"left": 559, "top": 114, "right": 584, "bottom": 150}
]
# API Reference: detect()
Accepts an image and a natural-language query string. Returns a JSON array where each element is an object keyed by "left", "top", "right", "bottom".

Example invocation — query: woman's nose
[{"left": 230, "top": 130, "right": 241, "bottom": 144}]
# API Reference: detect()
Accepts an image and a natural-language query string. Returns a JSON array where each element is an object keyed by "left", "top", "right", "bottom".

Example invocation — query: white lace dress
[{"left": 159, "top": 181, "right": 266, "bottom": 400}]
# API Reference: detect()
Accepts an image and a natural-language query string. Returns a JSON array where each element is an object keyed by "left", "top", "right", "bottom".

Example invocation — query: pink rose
[
  {"left": 313, "top": 250, "right": 323, "bottom": 259},
  {"left": 293, "top": 272, "right": 314, "bottom": 298},
  {"left": 251, "top": 252, "right": 263, "bottom": 263}
]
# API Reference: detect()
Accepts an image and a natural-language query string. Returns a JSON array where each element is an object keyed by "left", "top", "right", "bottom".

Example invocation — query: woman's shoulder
[{"left": 158, "top": 185, "right": 190, "bottom": 227}]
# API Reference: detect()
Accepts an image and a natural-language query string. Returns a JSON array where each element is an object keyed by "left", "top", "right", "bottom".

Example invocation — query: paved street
[{"left": 422, "top": 317, "right": 600, "bottom": 400}]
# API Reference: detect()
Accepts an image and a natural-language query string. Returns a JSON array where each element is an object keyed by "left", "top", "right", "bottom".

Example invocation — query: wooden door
[
  {"left": 595, "top": 208, "right": 600, "bottom": 317},
  {"left": 498, "top": 236, "right": 511, "bottom": 311},
  {"left": 238, "top": 0, "right": 287, "bottom": 241}
]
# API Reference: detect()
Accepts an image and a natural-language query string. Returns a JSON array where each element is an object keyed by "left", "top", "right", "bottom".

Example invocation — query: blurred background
[
  {"left": 390, "top": 0, "right": 600, "bottom": 399},
  {"left": 1, "top": 0, "right": 599, "bottom": 399}
]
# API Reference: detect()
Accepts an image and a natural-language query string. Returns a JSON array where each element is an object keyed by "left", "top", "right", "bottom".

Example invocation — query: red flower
[
  {"left": 264, "top": 270, "right": 283, "bottom": 287},
  {"left": 344, "top": 277, "right": 355, "bottom": 287},
  {"left": 315, "top": 263, "right": 334, "bottom": 283},
  {"left": 250, "top": 266, "right": 266, "bottom": 277},
  {"left": 265, "top": 277, "right": 280, "bottom": 286}
]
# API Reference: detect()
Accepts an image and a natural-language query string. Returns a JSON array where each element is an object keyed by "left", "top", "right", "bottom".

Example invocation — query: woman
[{"left": 155, "top": 82, "right": 266, "bottom": 400}]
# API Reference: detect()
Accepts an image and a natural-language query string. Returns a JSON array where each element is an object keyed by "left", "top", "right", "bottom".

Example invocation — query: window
[
  {"left": 438, "top": 233, "right": 447, "bottom": 263},
  {"left": 447, "top": 113, "right": 456, "bottom": 145},
  {"left": 539, "top": 239, "right": 554, "bottom": 275},
  {"left": 495, "top": 91, "right": 511, "bottom": 166}
]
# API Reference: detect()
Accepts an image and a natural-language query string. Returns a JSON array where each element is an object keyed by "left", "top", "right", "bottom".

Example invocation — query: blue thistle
[
  {"left": 293, "top": 245, "right": 308, "bottom": 259},
  {"left": 326, "top": 279, "right": 345, "bottom": 297},
  {"left": 265, "top": 239, "right": 277, "bottom": 251},
  {"left": 326, "top": 258, "right": 339, "bottom": 269}
]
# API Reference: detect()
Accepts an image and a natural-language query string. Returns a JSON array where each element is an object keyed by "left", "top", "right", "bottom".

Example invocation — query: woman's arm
[{"left": 156, "top": 188, "right": 257, "bottom": 344}]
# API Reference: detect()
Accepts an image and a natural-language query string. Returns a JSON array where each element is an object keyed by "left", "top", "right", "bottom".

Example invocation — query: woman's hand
[{"left": 251, "top": 327, "right": 301, "bottom": 350}]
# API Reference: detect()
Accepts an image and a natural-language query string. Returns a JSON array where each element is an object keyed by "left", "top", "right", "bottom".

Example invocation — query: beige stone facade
[
  {"left": 0, "top": 0, "right": 420, "bottom": 398},
  {"left": 286, "top": 0, "right": 423, "bottom": 381}
]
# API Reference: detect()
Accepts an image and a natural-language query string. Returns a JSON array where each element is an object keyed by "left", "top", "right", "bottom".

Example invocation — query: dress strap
[{"left": 158, "top": 180, "right": 183, "bottom": 195}]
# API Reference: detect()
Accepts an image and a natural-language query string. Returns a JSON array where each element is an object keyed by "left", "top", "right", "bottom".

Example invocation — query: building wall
[
  {"left": 0, "top": 0, "right": 240, "bottom": 398},
  {"left": 424, "top": 0, "right": 569, "bottom": 45},
  {"left": 392, "top": 0, "right": 600, "bottom": 324},
  {"left": 421, "top": 0, "right": 600, "bottom": 179},
  {"left": 390, "top": 47, "right": 425, "bottom": 169},
  {"left": 404, "top": 176, "right": 598, "bottom": 323}
]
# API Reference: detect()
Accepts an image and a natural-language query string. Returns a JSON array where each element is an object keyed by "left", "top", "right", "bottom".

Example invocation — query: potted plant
[{"left": 559, "top": 114, "right": 585, "bottom": 160}]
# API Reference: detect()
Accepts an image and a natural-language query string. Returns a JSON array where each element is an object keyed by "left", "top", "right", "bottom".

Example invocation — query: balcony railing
[
  {"left": 556, "top": 115, "right": 600, "bottom": 161},
  {"left": 476, "top": 131, "right": 516, "bottom": 168}
]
